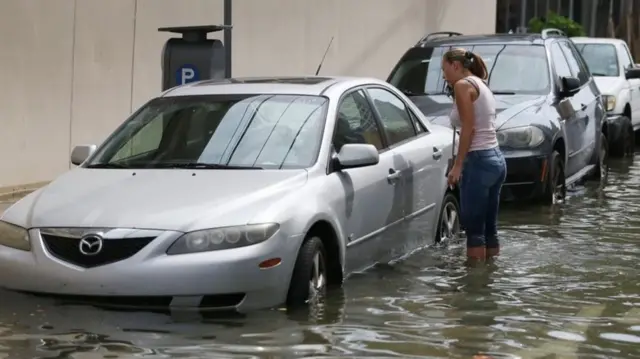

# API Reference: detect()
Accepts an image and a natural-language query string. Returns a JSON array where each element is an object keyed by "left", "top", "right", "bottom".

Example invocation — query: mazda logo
[{"left": 79, "top": 235, "right": 103, "bottom": 256}]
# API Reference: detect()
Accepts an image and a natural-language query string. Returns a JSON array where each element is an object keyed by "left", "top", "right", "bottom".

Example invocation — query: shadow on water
[{"left": 2, "top": 155, "right": 640, "bottom": 358}]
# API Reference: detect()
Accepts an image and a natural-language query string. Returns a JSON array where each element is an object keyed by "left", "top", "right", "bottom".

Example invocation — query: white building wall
[{"left": 0, "top": 0, "right": 496, "bottom": 191}]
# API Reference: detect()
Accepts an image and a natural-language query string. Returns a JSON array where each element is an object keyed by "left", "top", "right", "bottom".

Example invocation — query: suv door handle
[
  {"left": 387, "top": 168, "right": 401, "bottom": 184},
  {"left": 432, "top": 147, "right": 443, "bottom": 160}
]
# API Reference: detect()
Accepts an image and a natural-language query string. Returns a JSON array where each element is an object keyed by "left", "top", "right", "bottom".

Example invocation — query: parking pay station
[{"left": 159, "top": 25, "right": 229, "bottom": 91}]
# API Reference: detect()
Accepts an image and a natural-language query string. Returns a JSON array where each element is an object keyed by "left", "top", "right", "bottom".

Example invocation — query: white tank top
[{"left": 449, "top": 76, "right": 499, "bottom": 152}]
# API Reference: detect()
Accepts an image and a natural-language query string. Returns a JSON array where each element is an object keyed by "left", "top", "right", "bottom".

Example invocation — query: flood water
[{"left": 1, "top": 156, "right": 640, "bottom": 359}]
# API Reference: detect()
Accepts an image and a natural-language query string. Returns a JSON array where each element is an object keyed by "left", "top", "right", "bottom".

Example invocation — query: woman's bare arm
[{"left": 453, "top": 80, "right": 477, "bottom": 168}]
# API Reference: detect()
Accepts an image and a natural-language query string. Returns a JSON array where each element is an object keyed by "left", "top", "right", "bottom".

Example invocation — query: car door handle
[
  {"left": 387, "top": 168, "right": 401, "bottom": 184},
  {"left": 432, "top": 147, "right": 443, "bottom": 160}
]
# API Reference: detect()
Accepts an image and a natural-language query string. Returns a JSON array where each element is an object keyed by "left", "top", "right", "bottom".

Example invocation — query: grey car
[{"left": 0, "top": 76, "right": 460, "bottom": 312}]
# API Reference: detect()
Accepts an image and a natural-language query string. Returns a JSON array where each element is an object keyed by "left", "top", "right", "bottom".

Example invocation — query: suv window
[
  {"left": 367, "top": 88, "right": 417, "bottom": 146},
  {"left": 334, "top": 90, "right": 385, "bottom": 152},
  {"left": 550, "top": 43, "right": 572, "bottom": 78},
  {"left": 389, "top": 44, "right": 550, "bottom": 95},
  {"left": 558, "top": 41, "right": 590, "bottom": 85},
  {"left": 575, "top": 43, "right": 620, "bottom": 77}
]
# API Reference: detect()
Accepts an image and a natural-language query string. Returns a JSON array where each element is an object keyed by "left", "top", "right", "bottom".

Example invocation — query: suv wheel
[
  {"left": 593, "top": 133, "right": 609, "bottom": 180},
  {"left": 543, "top": 150, "right": 566, "bottom": 205},
  {"left": 609, "top": 116, "right": 634, "bottom": 157}
]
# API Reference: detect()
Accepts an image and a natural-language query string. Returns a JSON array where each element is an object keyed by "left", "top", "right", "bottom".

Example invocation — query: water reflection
[{"left": 2, "top": 156, "right": 640, "bottom": 358}]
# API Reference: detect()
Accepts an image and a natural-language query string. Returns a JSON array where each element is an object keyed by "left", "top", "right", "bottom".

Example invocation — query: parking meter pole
[{"left": 223, "top": 0, "right": 232, "bottom": 78}]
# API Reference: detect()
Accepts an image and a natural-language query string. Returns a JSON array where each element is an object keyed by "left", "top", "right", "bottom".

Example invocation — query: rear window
[{"left": 388, "top": 44, "right": 551, "bottom": 96}]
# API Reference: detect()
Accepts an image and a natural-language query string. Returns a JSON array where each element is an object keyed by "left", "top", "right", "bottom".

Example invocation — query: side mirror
[
  {"left": 333, "top": 144, "right": 379, "bottom": 170},
  {"left": 70, "top": 144, "right": 97, "bottom": 166},
  {"left": 559, "top": 76, "right": 581, "bottom": 97},
  {"left": 626, "top": 67, "right": 640, "bottom": 79}
]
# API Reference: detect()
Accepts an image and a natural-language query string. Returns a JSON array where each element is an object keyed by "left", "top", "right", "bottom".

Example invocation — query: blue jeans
[{"left": 460, "top": 147, "right": 507, "bottom": 248}]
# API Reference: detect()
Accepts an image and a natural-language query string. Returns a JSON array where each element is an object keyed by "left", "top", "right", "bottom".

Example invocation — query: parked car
[
  {"left": 0, "top": 76, "right": 460, "bottom": 313},
  {"left": 387, "top": 29, "right": 608, "bottom": 204},
  {"left": 571, "top": 37, "right": 640, "bottom": 156}
]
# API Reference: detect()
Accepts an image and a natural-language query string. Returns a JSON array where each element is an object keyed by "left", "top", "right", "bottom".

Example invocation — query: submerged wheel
[
  {"left": 543, "top": 150, "right": 566, "bottom": 205},
  {"left": 286, "top": 236, "right": 327, "bottom": 308},
  {"left": 436, "top": 192, "right": 461, "bottom": 243},
  {"left": 594, "top": 132, "right": 609, "bottom": 180},
  {"left": 609, "top": 117, "right": 634, "bottom": 157}
]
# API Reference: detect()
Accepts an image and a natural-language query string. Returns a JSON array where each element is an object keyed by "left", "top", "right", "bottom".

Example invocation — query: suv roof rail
[
  {"left": 417, "top": 31, "right": 462, "bottom": 44},
  {"left": 541, "top": 28, "right": 566, "bottom": 39}
]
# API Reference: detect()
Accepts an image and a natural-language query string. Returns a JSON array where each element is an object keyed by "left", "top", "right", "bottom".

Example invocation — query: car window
[
  {"left": 334, "top": 90, "right": 385, "bottom": 152},
  {"left": 575, "top": 43, "right": 620, "bottom": 77},
  {"left": 389, "top": 44, "right": 550, "bottom": 95},
  {"left": 409, "top": 110, "right": 427, "bottom": 134},
  {"left": 111, "top": 113, "right": 167, "bottom": 162},
  {"left": 367, "top": 87, "right": 417, "bottom": 146},
  {"left": 89, "top": 94, "right": 329, "bottom": 170},
  {"left": 550, "top": 43, "right": 572, "bottom": 79},
  {"left": 620, "top": 43, "right": 634, "bottom": 69},
  {"left": 558, "top": 41, "right": 590, "bottom": 85}
]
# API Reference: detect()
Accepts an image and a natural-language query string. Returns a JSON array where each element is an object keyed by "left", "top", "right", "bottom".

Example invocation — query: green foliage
[{"left": 528, "top": 11, "right": 586, "bottom": 37}]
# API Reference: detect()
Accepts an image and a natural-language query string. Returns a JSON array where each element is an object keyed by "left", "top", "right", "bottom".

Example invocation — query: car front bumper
[
  {"left": 0, "top": 228, "right": 301, "bottom": 313},
  {"left": 500, "top": 150, "right": 548, "bottom": 201}
]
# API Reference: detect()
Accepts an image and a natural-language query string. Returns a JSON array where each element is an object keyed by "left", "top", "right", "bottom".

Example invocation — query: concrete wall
[{"left": 0, "top": 0, "right": 496, "bottom": 189}]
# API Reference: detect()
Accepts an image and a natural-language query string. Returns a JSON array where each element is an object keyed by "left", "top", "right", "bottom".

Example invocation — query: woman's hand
[{"left": 447, "top": 164, "right": 462, "bottom": 187}]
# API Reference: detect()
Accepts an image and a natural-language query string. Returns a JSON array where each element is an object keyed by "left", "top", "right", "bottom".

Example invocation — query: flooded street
[{"left": 1, "top": 156, "right": 640, "bottom": 359}]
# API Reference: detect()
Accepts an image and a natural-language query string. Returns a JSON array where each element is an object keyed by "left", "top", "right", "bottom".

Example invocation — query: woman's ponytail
[{"left": 468, "top": 52, "right": 488, "bottom": 80}]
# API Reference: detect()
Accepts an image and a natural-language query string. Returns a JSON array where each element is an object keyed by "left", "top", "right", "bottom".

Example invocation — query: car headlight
[
  {"left": 603, "top": 95, "right": 616, "bottom": 112},
  {"left": 0, "top": 221, "right": 31, "bottom": 251},
  {"left": 497, "top": 125, "right": 545, "bottom": 148},
  {"left": 166, "top": 223, "right": 280, "bottom": 255}
]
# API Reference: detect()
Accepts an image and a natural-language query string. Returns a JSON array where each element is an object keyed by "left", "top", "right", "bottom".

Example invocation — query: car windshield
[
  {"left": 388, "top": 44, "right": 550, "bottom": 95},
  {"left": 574, "top": 43, "right": 620, "bottom": 77},
  {"left": 87, "top": 94, "right": 328, "bottom": 170}
]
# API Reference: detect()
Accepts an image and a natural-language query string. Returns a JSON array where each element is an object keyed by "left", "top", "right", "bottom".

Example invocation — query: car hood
[
  {"left": 408, "top": 94, "right": 546, "bottom": 129},
  {"left": 2, "top": 168, "right": 308, "bottom": 231},
  {"left": 593, "top": 76, "right": 626, "bottom": 95}
]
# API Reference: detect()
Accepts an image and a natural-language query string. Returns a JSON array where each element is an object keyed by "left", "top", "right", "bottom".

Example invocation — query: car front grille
[{"left": 41, "top": 234, "right": 155, "bottom": 268}]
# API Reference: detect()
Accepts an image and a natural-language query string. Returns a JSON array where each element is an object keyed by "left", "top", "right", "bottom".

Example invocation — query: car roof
[
  {"left": 415, "top": 33, "right": 557, "bottom": 47},
  {"left": 162, "top": 76, "right": 386, "bottom": 97},
  {"left": 570, "top": 37, "right": 626, "bottom": 45}
]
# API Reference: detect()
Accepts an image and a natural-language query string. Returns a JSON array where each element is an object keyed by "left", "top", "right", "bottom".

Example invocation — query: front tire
[
  {"left": 436, "top": 192, "right": 461, "bottom": 243},
  {"left": 286, "top": 236, "right": 327, "bottom": 309},
  {"left": 609, "top": 116, "right": 634, "bottom": 157},
  {"left": 542, "top": 150, "right": 566, "bottom": 205},
  {"left": 593, "top": 132, "right": 609, "bottom": 181}
]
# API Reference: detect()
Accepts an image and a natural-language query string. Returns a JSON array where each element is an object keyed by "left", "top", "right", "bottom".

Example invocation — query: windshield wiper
[
  {"left": 151, "top": 162, "right": 263, "bottom": 170},
  {"left": 85, "top": 163, "right": 129, "bottom": 169},
  {"left": 492, "top": 91, "right": 516, "bottom": 95},
  {"left": 591, "top": 72, "right": 609, "bottom": 77}
]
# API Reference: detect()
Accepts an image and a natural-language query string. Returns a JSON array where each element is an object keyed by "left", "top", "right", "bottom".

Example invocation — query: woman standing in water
[{"left": 442, "top": 48, "right": 507, "bottom": 262}]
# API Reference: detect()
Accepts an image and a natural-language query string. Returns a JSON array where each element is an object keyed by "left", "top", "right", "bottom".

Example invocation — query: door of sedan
[
  {"left": 364, "top": 86, "right": 444, "bottom": 248},
  {"left": 326, "top": 89, "right": 406, "bottom": 273}
]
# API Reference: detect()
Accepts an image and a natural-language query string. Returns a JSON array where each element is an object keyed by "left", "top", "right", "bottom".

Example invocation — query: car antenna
[{"left": 314, "top": 36, "right": 334, "bottom": 76}]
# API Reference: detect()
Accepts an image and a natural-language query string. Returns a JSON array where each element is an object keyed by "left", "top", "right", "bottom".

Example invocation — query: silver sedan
[{"left": 0, "top": 76, "right": 461, "bottom": 312}]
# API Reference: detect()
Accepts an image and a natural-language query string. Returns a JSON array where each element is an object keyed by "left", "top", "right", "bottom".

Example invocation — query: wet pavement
[{"left": 1, "top": 155, "right": 640, "bottom": 359}]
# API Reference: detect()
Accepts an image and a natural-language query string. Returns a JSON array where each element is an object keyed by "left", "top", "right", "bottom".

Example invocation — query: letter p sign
[{"left": 176, "top": 65, "right": 199, "bottom": 85}]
